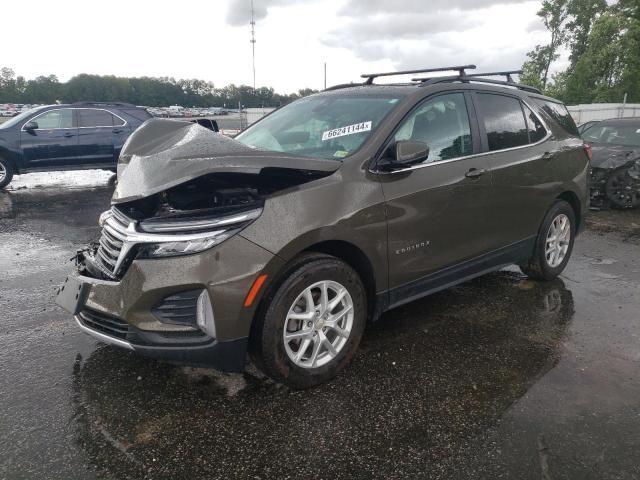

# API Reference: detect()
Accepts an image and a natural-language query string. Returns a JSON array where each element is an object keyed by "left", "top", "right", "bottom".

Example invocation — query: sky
[{"left": 2, "top": 0, "right": 552, "bottom": 93}]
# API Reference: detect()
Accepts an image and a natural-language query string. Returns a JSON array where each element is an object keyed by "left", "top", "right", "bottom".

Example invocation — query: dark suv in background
[
  {"left": 57, "top": 65, "right": 589, "bottom": 388},
  {"left": 0, "top": 102, "right": 152, "bottom": 188}
]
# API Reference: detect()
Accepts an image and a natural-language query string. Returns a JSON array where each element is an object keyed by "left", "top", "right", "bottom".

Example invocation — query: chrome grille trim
[
  {"left": 92, "top": 206, "right": 263, "bottom": 279},
  {"left": 95, "top": 208, "right": 132, "bottom": 277}
]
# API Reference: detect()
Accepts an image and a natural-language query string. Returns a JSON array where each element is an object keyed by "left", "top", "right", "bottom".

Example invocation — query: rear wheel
[
  {"left": 0, "top": 157, "right": 14, "bottom": 189},
  {"left": 249, "top": 253, "right": 366, "bottom": 389},
  {"left": 520, "top": 200, "right": 576, "bottom": 281},
  {"left": 605, "top": 167, "right": 640, "bottom": 209}
]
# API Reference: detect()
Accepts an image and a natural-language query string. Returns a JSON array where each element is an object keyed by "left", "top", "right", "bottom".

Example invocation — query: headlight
[
  {"left": 137, "top": 229, "right": 238, "bottom": 258},
  {"left": 134, "top": 208, "right": 262, "bottom": 258}
]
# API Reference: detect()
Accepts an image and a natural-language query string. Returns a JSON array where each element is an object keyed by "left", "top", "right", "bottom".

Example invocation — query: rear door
[
  {"left": 380, "top": 92, "right": 494, "bottom": 298},
  {"left": 76, "top": 108, "right": 127, "bottom": 165},
  {"left": 20, "top": 109, "right": 78, "bottom": 168},
  {"left": 472, "top": 92, "right": 555, "bottom": 251}
]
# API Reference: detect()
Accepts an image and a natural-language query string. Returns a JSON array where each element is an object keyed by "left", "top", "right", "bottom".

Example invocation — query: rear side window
[
  {"left": 533, "top": 99, "right": 579, "bottom": 136},
  {"left": 476, "top": 93, "right": 528, "bottom": 151},
  {"left": 523, "top": 104, "right": 547, "bottom": 143},
  {"left": 77, "top": 109, "right": 117, "bottom": 128}
]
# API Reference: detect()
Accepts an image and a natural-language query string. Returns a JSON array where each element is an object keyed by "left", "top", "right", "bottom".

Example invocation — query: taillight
[{"left": 584, "top": 143, "right": 593, "bottom": 162}]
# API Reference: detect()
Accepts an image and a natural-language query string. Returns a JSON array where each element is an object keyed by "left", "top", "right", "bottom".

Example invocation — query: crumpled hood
[
  {"left": 113, "top": 119, "right": 341, "bottom": 204},
  {"left": 590, "top": 143, "right": 640, "bottom": 170}
]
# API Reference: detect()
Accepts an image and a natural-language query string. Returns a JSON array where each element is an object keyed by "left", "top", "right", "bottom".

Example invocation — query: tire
[
  {"left": 605, "top": 167, "right": 640, "bottom": 209},
  {"left": 0, "top": 157, "right": 14, "bottom": 189},
  {"left": 249, "top": 253, "right": 367, "bottom": 389},
  {"left": 520, "top": 200, "right": 576, "bottom": 281}
]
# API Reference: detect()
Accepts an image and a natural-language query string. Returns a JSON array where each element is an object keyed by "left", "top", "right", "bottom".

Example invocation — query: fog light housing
[{"left": 196, "top": 290, "right": 216, "bottom": 338}]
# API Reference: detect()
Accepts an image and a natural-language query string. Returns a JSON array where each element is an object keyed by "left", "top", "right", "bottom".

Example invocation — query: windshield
[
  {"left": 0, "top": 107, "right": 46, "bottom": 130},
  {"left": 235, "top": 95, "right": 401, "bottom": 159},
  {"left": 583, "top": 123, "right": 640, "bottom": 147}
]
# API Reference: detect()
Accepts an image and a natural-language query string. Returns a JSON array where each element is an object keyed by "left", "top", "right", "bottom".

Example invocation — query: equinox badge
[{"left": 395, "top": 241, "right": 431, "bottom": 255}]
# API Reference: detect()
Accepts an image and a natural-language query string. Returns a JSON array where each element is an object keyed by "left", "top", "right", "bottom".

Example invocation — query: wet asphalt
[{"left": 1, "top": 172, "right": 640, "bottom": 480}]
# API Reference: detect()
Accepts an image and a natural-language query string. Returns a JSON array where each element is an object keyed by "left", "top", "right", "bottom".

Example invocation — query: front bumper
[
  {"left": 74, "top": 314, "right": 249, "bottom": 371},
  {"left": 58, "top": 234, "right": 283, "bottom": 372}
]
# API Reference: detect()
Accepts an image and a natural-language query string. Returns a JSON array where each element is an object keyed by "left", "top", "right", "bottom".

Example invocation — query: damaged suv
[
  {"left": 583, "top": 117, "right": 640, "bottom": 208},
  {"left": 57, "top": 66, "right": 589, "bottom": 388}
]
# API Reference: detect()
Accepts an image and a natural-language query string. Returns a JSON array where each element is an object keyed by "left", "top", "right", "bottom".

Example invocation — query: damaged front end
[
  {"left": 79, "top": 119, "right": 340, "bottom": 281},
  {"left": 589, "top": 146, "right": 640, "bottom": 209}
]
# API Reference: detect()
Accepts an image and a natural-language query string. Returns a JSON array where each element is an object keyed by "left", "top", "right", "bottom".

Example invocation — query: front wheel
[
  {"left": 249, "top": 253, "right": 366, "bottom": 389},
  {"left": 0, "top": 157, "right": 14, "bottom": 189},
  {"left": 520, "top": 200, "right": 576, "bottom": 281}
]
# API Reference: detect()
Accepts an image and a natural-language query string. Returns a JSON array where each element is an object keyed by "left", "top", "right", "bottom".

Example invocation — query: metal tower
[{"left": 250, "top": 0, "right": 256, "bottom": 93}]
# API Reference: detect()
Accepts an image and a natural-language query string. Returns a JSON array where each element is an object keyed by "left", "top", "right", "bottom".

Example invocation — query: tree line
[
  {"left": 521, "top": 0, "right": 640, "bottom": 104},
  {"left": 0, "top": 69, "right": 319, "bottom": 108}
]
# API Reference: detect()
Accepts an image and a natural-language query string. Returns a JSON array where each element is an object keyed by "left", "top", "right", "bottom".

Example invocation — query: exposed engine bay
[{"left": 116, "top": 168, "right": 325, "bottom": 220}]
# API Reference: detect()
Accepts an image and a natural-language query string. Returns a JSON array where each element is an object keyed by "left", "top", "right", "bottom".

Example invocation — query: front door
[
  {"left": 379, "top": 92, "right": 493, "bottom": 303},
  {"left": 21, "top": 109, "right": 78, "bottom": 168}
]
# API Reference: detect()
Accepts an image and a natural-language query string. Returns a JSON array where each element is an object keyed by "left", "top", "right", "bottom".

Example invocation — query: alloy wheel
[
  {"left": 283, "top": 280, "right": 354, "bottom": 369},
  {"left": 0, "top": 163, "right": 5, "bottom": 183},
  {"left": 545, "top": 214, "right": 571, "bottom": 268}
]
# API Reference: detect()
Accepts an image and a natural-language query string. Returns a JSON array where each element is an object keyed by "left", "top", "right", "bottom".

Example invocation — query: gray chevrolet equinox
[{"left": 57, "top": 66, "right": 589, "bottom": 388}]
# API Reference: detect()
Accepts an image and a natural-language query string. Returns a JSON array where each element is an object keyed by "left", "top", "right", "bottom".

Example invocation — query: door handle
[
  {"left": 63, "top": 132, "right": 74, "bottom": 138},
  {"left": 541, "top": 151, "right": 554, "bottom": 161},
  {"left": 113, "top": 128, "right": 123, "bottom": 134},
  {"left": 465, "top": 168, "right": 487, "bottom": 179}
]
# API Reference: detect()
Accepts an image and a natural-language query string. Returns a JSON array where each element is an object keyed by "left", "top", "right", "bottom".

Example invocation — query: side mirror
[
  {"left": 23, "top": 121, "right": 39, "bottom": 131},
  {"left": 378, "top": 140, "right": 429, "bottom": 172},
  {"left": 395, "top": 140, "right": 429, "bottom": 165}
]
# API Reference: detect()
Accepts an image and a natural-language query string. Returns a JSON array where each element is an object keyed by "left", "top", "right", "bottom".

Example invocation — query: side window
[
  {"left": 394, "top": 93, "right": 472, "bottom": 164},
  {"left": 31, "top": 109, "right": 73, "bottom": 129},
  {"left": 476, "top": 94, "right": 528, "bottom": 151},
  {"left": 77, "top": 109, "right": 115, "bottom": 128},
  {"left": 534, "top": 99, "right": 579, "bottom": 136},
  {"left": 523, "top": 104, "right": 547, "bottom": 143}
]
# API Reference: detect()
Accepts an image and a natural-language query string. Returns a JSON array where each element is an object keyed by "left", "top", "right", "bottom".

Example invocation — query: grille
[
  {"left": 78, "top": 308, "right": 129, "bottom": 340},
  {"left": 151, "top": 289, "right": 201, "bottom": 326},
  {"left": 95, "top": 208, "right": 130, "bottom": 277}
]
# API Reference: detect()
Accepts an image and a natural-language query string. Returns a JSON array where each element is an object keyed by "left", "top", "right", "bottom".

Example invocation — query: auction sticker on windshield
[{"left": 322, "top": 121, "right": 372, "bottom": 141}]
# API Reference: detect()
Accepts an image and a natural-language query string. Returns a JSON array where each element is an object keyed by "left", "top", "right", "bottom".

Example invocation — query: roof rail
[
  {"left": 412, "top": 69, "right": 541, "bottom": 94},
  {"left": 465, "top": 70, "right": 523, "bottom": 83},
  {"left": 71, "top": 101, "right": 138, "bottom": 108},
  {"left": 324, "top": 82, "right": 366, "bottom": 91},
  {"left": 360, "top": 65, "right": 476, "bottom": 85}
]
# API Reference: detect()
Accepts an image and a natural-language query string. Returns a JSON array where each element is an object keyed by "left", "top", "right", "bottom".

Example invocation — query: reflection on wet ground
[{"left": 1, "top": 173, "right": 640, "bottom": 479}]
